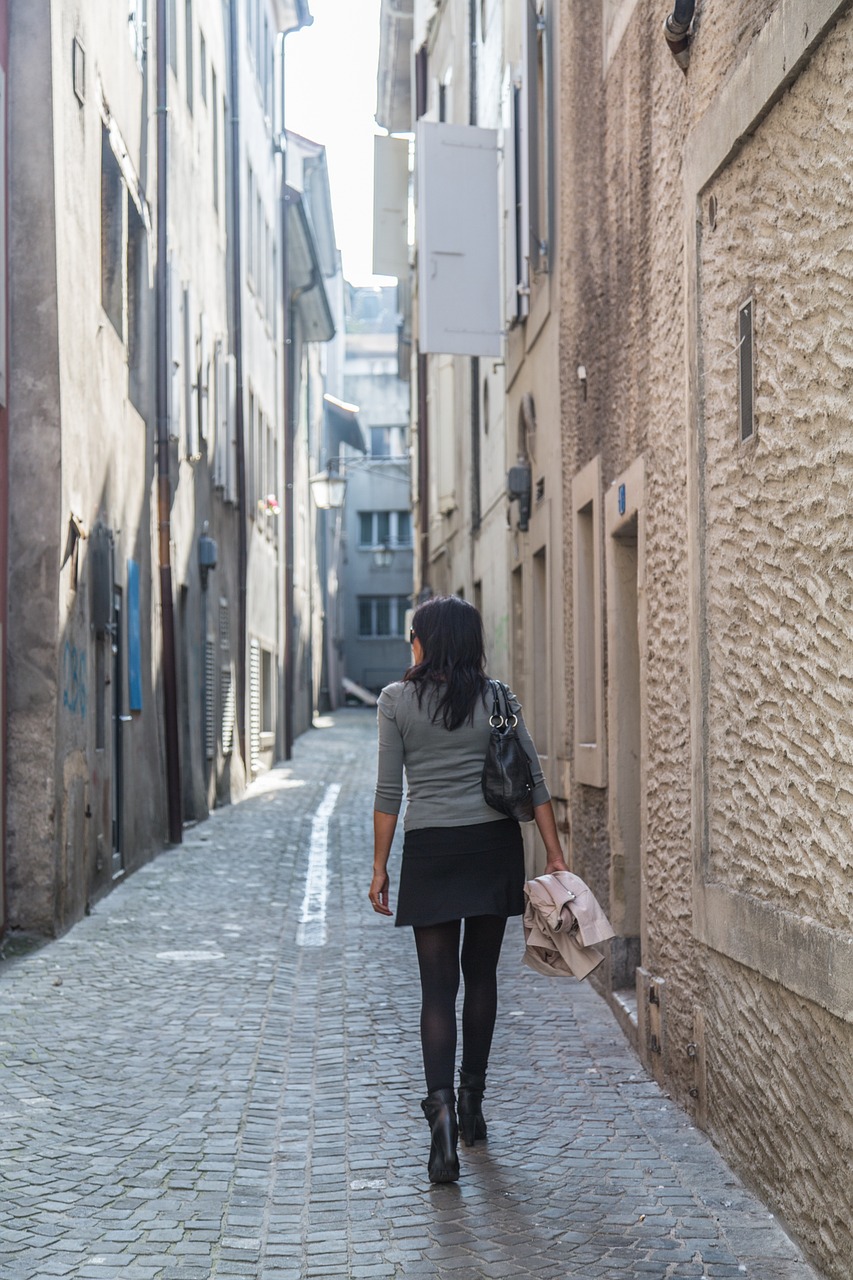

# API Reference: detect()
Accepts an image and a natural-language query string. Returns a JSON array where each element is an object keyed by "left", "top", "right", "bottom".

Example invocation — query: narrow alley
[{"left": 1, "top": 712, "right": 820, "bottom": 1280}]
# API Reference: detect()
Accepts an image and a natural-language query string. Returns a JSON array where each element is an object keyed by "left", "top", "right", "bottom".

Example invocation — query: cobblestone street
[{"left": 1, "top": 711, "right": 821, "bottom": 1280}]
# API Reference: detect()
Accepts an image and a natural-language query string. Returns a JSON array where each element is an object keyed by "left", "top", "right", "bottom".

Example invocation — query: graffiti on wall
[{"left": 62, "top": 641, "right": 88, "bottom": 719}]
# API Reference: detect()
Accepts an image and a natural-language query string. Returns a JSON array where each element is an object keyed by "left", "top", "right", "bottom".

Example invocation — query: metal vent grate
[
  {"left": 204, "top": 638, "right": 216, "bottom": 760},
  {"left": 219, "top": 598, "right": 230, "bottom": 649},
  {"left": 738, "top": 298, "right": 755, "bottom": 442}
]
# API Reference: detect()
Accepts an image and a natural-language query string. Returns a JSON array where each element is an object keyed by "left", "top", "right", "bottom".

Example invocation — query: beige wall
[{"left": 559, "top": 1, "right": 853, "bottom": 1273}]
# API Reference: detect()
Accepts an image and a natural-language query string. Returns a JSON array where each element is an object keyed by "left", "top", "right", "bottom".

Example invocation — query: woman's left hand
[{"left": 368, "top": 870, "right": 392, "bottom": 916}]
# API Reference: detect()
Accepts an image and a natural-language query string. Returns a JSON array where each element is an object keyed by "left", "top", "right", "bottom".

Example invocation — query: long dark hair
[{"left": 405, "top": 596, "right": 488, "bottom": 729}]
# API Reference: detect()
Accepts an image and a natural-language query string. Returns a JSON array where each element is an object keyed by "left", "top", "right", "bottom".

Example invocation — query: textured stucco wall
[
  {"left": 559, "top": 2, "right": 853, "bottom": 1274},
  {"left": 696, "top": 10, "right": 853, "bottom": 1269}
]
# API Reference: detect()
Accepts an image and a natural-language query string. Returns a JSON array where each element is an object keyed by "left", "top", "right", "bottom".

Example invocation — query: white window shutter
[
  {"left": 502, "top": 66, "right": 521, "bottom": 328},
  {"left": 168, "top": 257, "right": 183, "bottom": 439},
  {"left": 373, "top": 134, "right": 410, "bottom": 278},
  {"left": 416, "top": 122, "right": 501, "bottom": 357},
  {"left": 225, "top": 353, "right": 237, "bottom": 504},
  {"left": 199, "top": 313, "right": 210, "bottom": 442},
  {"left": 519, "top": 0, "right": 535, "bottom": 315},
  {"left": 183, "top": 284, "right": 199, "bottom": 458},
  {"left": 214, "top": 340, "right": 226, "bottom": 488}
]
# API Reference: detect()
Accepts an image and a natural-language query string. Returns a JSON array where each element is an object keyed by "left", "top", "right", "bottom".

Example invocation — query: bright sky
[{"left": 285, "top": 0, "right": 390, "bottom": 286}]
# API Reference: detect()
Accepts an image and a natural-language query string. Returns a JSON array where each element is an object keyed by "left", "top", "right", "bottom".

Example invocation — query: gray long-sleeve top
[{"left": 374, "top": 679, "right": 551, "bottom": 831}]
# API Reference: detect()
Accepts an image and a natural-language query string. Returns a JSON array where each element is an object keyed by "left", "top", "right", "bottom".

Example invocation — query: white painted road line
[{"left": 296, "top": 783, "right": 341, "bottom": 947}]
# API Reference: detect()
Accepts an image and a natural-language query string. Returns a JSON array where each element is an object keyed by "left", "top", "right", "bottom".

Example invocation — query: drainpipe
[
  {"left": 278, "top": 12, "right": 313, "bottom": 759},
  {"left": 227, "top": 0, "right": 249, "bottom": 771},
  {"left": 156, "top": 0, "right": 182, "bottom": 843},
  {"left": 664, "top": 0, "right": 697, "bottom": 71}
]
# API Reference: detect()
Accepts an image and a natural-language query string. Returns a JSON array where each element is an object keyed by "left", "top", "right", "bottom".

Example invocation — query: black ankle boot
[
  {"left": 420, "top": 1088, "right": 460, "bottom": 1183},
  {"left": 457, "top": 1070, "right": 487, "bottom": 1146}
]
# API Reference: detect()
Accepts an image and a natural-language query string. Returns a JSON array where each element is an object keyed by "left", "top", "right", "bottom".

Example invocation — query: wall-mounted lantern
[
  {"left": 310, "top": 469, "right": 347, "bottom": 510},
  {"left": 373, "top": 542, "right": 394, "bottom": 569}
]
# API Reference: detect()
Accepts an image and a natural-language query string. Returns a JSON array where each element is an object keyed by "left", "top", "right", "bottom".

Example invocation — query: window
[
  {"left": 247, "top": 164, "right": 254, "bottom": 284},
  {"left": 572, "top": 455, "right": 606, "bottom": 787},
  {"left": 738, "top": 298, "right": 755, "bottom": 442},
  {"left": 212, "top": 68, "right": 219, "bottom": 210},
  {"left": 128, "top": 2, "right": 144, "bottom": 68},
  {"left": 168, "top": 0, "right": 178, "bottom": 75},
  {"left": 358, "top": 511, "right": 413, "bottom": 548},
  {"left": 199, "top": 31, "right": 207, "bottom": 103},
  {"left": 185, "top": 0, "right": 194, "bottom": 111},
  {"left": 263, "top": 16, "right": 271, "bottom": 116},
  {"left": 370, "top": 425, "right": 407, "bottom": 458},
  {"left": 261, "top": 647, "right": 273, "bottom": 733},
  {"left": 101, "top": 126, "right": 124, "bottom": 336},
  {"left": 248, "top": 390, "right": 256, "bottom": 516},
  {"left": 127, "top": 200, "right": 148, "bottom": 411},
  {"left": 358, "top": 596, "right": 409, "bottom": 638}
]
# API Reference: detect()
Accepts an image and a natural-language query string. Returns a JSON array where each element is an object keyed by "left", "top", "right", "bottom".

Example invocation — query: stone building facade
[
  {"left": 380, "top": 0, "right": 853, "bottom": 1273},
  {"left": 3, "top": 0, "right": 335, "bottom": 938}
]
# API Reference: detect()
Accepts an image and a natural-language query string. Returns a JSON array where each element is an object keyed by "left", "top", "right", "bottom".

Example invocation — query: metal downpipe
[
  {"left": 664, "top": 0, "right": 696, "bottom": 70},
  {"left": 156, "top": 0, "right": 182, "bottom": 844}
]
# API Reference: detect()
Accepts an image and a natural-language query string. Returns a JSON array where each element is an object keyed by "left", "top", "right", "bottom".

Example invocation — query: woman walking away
[{"left": 369, "top": 595, "right": 569, "bottom": 1184}]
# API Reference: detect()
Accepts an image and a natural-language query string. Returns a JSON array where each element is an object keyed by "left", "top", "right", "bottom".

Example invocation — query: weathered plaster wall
[{"left": 6, "top": 0, "right": 62, "bottom": 932}]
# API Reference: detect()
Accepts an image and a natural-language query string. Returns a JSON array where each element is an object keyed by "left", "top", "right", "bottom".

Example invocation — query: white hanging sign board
[{"left": 417, "top": 121, "right": 502, "bottom": 357}]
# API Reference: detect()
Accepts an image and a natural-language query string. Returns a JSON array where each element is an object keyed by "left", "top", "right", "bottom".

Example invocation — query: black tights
[{"left": 413, "top": 915, "right": 508, "bottom": 1093}]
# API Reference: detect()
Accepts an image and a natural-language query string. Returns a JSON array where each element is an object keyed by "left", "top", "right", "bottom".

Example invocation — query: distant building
[{"left": 339, "top": 287, "right": 413, "bottom": 695}]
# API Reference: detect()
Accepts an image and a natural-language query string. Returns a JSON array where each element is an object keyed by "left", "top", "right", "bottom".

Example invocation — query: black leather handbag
[{"left": 481, "top": 680, "right": 536, "bottom": 823}]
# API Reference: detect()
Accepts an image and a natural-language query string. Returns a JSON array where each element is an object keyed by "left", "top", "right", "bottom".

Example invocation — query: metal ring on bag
[
  {"left": 506, "top": 714, "right": 518, "bottom": 728},
  {"left": 489, "top": 714, "right": 505, "bottom": 728}
]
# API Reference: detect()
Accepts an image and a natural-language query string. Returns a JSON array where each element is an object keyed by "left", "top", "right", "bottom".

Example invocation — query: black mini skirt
[{"left": 395, "top": 818, "right": 525, "bottom": 927}]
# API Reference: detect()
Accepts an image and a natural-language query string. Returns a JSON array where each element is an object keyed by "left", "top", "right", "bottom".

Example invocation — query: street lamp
[
  {"left": 309, "top": 469, "right": 347, "bottom": 510},
  {"left": 373, "top": 542, "right": 393, "bottom": 569}
]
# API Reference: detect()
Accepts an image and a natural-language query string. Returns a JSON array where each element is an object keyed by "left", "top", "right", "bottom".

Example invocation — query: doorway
[
  {"left": 605, "top": 458, "right": 646, "bottom": 990},
  {"left": 111, "top": 587, "right": 125, "bottom": 878}
]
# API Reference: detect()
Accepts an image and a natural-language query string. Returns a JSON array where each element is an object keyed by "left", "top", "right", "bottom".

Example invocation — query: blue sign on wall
[{"left": 127, "top": 559, "right": 142, "bottom": 712}]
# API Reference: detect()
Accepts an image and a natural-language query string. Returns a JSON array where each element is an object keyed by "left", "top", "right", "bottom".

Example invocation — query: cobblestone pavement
[{"left": 1, "top": 711, "right": 822, "bottom": 1280}]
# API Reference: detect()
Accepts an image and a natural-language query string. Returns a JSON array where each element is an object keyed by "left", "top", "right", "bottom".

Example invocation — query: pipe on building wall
[
  {"left": 227, "top": 0, "right": 249, "bottom": 771},
  {"left": 664, "top": 0, "right": 696, "bottom": 71},
  {"left": 156, "top": 0, "right": 182, "bottom": 844}
]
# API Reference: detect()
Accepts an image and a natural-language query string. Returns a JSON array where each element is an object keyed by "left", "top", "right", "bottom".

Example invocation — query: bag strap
[{"left": 488, "top": 679, "right": 517, "bottom": 729}]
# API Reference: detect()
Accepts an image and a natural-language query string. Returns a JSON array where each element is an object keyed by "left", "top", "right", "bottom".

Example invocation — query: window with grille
[
  {"left": 358, "top": 511, "right": 413, "bottom": 548},
  {"left": 738, "top": 298, "right": 755, "bottom": 443},
  {"left": 357, "top": 596, "right": 409, "bottom": 638}
]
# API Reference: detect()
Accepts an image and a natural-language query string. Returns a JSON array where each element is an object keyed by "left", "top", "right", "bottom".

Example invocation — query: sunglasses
[{"left": 409, "top": 629, "right": 416, "bottom": 644}]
